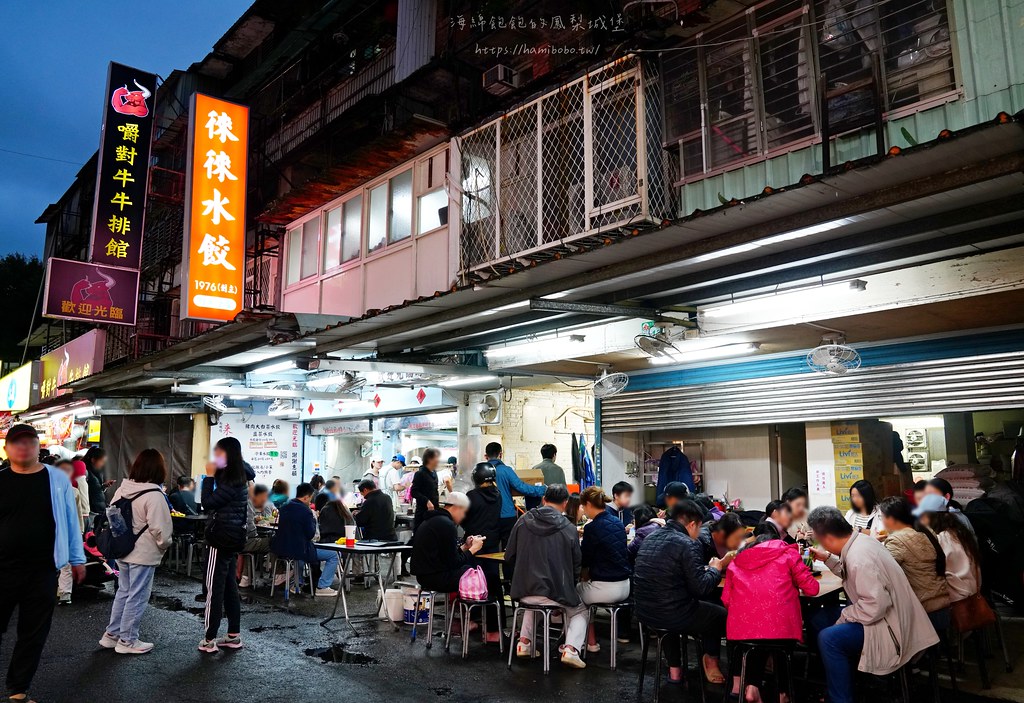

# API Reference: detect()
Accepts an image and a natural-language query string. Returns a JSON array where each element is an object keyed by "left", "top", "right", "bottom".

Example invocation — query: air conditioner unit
[{"left": 483, "top": 64, "right": 522, "bottom": 96}]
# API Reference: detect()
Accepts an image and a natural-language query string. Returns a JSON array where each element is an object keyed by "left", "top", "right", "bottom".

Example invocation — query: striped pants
[{"left": 204, "top": 546, "right": 241, "bottom": 641}]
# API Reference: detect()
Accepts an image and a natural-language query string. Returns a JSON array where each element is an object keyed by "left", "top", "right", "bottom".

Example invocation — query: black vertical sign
[{"left": 88, "top": 62, "right": 157, "bottom": 271}]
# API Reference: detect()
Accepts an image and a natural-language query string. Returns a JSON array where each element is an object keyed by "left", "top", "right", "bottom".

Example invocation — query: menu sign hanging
[
  {"left": 39, "top": 330, "right": 106, "bottom": 402},
  {"left": 181, "top": 93, "right": 248, "bottom": 322},
  {"left": 88, "top": 62, "right": 157, "bottom": 270}
]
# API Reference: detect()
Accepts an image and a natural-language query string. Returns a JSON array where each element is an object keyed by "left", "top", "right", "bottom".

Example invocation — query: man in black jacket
[
  {"left": 506, "top": 484, "right": 588, "bottom": 669},
  {"left": 354, "top": 479, "right": 397, "bottom": 541},
  {"left": 168, "top": 476, "right": 199, "bottom": 515},
  {"left": 411, "top": 492, "right": 483, "bottom": 592},
  {"left": 697, "top": 511, "right": 746, "bottom": 563},
  {"left": 410, "top": 449, "right": 441, "bottom": 531},
  {"left": 634, "top": 500, "right": 728, "bottom": 685}
]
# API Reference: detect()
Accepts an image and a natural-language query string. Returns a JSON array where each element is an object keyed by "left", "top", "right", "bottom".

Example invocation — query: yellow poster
[
  {"left": 831, "top": 421, "right": 860, "bottom": 443},
  {"left": 833, "top": 442, "right": 863, "bottom": 466},
  {"left": 87, "top": 419, "right": 101, "bottom": 443}
]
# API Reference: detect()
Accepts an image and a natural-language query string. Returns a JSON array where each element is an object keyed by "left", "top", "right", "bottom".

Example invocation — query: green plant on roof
[{"left": 900, "top": 127, "right": 919, "bottom": 147}]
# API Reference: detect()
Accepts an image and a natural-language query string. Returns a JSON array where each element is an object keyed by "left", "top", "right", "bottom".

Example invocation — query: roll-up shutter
[{"left": 601, "top": 351, "right": 1024, "bottom": 432}]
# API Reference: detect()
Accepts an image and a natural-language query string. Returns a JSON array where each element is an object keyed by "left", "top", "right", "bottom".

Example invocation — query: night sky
[{"left": 0, "top": 0, "right": 254, "bottom": 257}]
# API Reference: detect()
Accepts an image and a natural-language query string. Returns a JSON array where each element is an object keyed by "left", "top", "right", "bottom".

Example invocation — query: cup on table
[{"left": 345, "top": 525, "right": 356, "bottom": 548}]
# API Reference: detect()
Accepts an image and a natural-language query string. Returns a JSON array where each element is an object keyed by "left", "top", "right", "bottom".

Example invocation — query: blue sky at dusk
[{"left": 0, "top": 0, "right": 254, "bottom": 257}]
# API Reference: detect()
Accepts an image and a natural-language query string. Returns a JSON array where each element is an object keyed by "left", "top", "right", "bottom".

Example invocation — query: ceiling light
[
  {"left": 437, "top": 375, "right": 499, "bottom": 388},
  {"left": 485, "top": 335, "right": 585, "bottom": 359},
  {"left": 648, "top": 342, "right": 760, "bottom": 365},
  {"left": 481, "top": 300, "right": 530, "bottom": 316},
  {"left": 197, "top": 378, "right": 233, "bottom": 387},
  {"left": 701, "top": 280, "right": 867, "bottom": 319},
  {"left": 253, "top": 360, "right": 296, "bottom": 374}
]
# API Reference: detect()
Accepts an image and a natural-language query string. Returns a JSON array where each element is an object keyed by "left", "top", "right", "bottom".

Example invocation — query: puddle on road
[
  {"left": 150, "top": 594, "right": 206, "bottom": 617},
  {"left": 249, "top": 624, "right": 298, "bottom": 633},
  {"left": 304, "top": 644, "right": 377, "bottom": 665},
  {"left": 430, "top": 686, "right": 453, "bottom": 697}
]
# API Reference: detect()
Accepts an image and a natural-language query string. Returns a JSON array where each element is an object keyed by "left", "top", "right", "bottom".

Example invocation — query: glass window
[
  {"left": 323, "top": 208, "right": 342, "bottom": 270},
  {"left": 286, "top": 227, "right": 301, "bottom": 284},
  {"left": 342, "top": 195, "right": 362, "bottom": 263},
  {"left": 417, "top": 188, "right": 448, "bottom": 234},
  {"left": 367, "top": 183, "right": 388, "bottom": 253},
  {"left": 388, "top": 170, "right": 413, "bottom": 243},
  {"left": 300, "top": 216, "right": 320, "bottom": 279}
]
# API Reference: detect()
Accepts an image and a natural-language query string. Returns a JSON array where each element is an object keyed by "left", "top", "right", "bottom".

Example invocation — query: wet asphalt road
[{"left": 2, "top": 571, "right": 1016, "bottom": 703}]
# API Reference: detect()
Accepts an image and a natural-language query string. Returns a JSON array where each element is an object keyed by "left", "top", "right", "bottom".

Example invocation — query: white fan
[
  {"left": 203, "top": 395, "right": 228, "bottom": 413},
  {"left": 474, "top": 393, "right": 502, "bottom": 426},
  {"left": 634, "top": 324, "right": 681, "bottom": 359},
  {"left": 360, "top": 441, "right": 373, "bottom": 458},
  {"left": 593, "top": 370, "right": 629, "bottom": 399},
  {"left": 806, "top": 335, "right": 861, "bottom": 376}
]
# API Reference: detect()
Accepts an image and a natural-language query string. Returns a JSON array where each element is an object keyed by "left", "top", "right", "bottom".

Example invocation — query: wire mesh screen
[{"left": 458, "top": 56, "right": 663, "bottom": 272}]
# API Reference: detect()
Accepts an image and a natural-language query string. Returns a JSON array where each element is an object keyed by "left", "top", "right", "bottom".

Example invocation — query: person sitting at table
[
  {"left": 606, "top": 481, "right": 635, "bottom": 527},
  {"left": 878, "top": 496, "right": 950, "bottom": 631},
  {"left": 633, "top": 500, "right": 729, "bottom": 685},
  {"left": 314, "top": 491, "right": 354, "bottom": 543},
  {"left": 924, "top": 478, "right": 975, "bottom": 535},
  {"left": 915, "top": 494, "right": 982, "bottom": 607},
  {"left": 354, "top": 479, "right": 397, "bottom": 541},
  {"left": 698, "top": 511, "right": 746, "bottom": 563},
  {"left": 722, "top": 531, "right": 819, "bottom": 702},
  {"left": 238, "top": 484, "right": 274, "bottom": 588},
  {"left": 627, "top": 505, "right": 663, "bottom": 565},
  {"left": 761, "top": 500, "right": 794, "bottom": 543},
  {"left": 270, "top": 483, "right": 340, "bottom": 597},
  {"left": 782, "top": 487, "right": 810, "bottom": 542},
  {"left": 506, "top": 483, "right": 588, "bottom": 669},
  {"left": 463, "top": 462, "right": 503, "bottom": 643},
  {"left": 843, "top": 479, "right": 882, "bottom": 537},
  {"left": 310, "top": 474, "right": 327, "bottom": 499},
  {"left": 169, "top": 476, "right": 198, "bottom": 515},
  {"left": 410, "top": 492, "right": 483, "bottom": 594},
  {"left": 322, "top": 478, "right": 342, "bottom": 502},
  {"left": 807, "top": 506, "right": 938, "bottom": 703},
  {"left": 662, "top": 481, "right": 690, "bottom": 513},
  {"left": 269, "top": 479, "right": 290, "bottom": 509},
  {"left": 578, "top": 486, "right": 632, "bottom": 653}
]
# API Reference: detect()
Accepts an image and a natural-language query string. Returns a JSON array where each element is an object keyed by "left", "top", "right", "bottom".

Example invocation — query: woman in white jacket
[
  {"left": 919, "top": 504, "right": 981, "bottom": 603},
  {"left": 98, "top": 449, "right": 173, "bottom": 655}
]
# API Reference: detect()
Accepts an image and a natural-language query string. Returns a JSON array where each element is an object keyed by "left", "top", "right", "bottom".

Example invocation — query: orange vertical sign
[{"left": 181, "top": 93, "right": 248, "bottom": 322}]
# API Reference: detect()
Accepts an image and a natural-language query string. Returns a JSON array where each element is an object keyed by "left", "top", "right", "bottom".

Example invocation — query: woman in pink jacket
[{"left": 721, "top": 531, "right": 820, "bottom": 702}]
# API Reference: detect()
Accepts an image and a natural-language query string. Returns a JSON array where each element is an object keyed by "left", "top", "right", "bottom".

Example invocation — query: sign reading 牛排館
[
  {"left": 38, "top": 330, "right": 106, "bottom": 402},
  {"left": 181, "top": 93, "right": 249, "bottom": 322},
  {"left": 88, "top": 62, "right": 157, "bottom": 271}
]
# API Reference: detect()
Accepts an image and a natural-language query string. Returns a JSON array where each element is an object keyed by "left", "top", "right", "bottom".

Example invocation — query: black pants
[
  {"left": 498, "top": 517, "right": 517, "bottom": 550},
  {"left": 662, "top": 601, "right": 726, "bottom": 666},
  {"left": 0, "top": 567, "right": 57, "bottom": 695},
  {"left": 204, "top": 546, "right": 241, "bottom": 641}
]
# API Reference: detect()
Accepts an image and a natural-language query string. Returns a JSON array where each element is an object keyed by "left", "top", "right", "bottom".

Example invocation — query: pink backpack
[{"left": 458, "top": 566, "right": 489, "bottom": 601}]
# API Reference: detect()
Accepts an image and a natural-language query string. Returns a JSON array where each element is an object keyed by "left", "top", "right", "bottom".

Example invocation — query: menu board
[{"left": 210, "top": 415, "right": 302, "bottom": 486}]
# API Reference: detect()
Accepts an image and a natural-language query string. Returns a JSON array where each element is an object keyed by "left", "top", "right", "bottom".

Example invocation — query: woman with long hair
[
  {"left": 98, "top": 449, "right": 173, "bottom": 654},
  {"left": 878, "top": 496, "right": 950, "bottom": 630},
  {"left": 844, "top": 479, "right": 881, "bottom": 537},
  {"left": 199, "top": 437, "right": 249, "bottom": 653},
  {"left": 83, "top": 446, "right": 111, "bottom": 515},
  {"left": 314, "top": 491, "right": 354, "bottom": 543},
  {"left": 919, "top": 505, "right": 982, "bottom": 604}
]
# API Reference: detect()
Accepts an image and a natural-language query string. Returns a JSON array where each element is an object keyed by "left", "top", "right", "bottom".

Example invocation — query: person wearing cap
[
  {"left": 0, "top": 424, "right": 86, "bottom": 702},
  {"left": 485, "top": 442, "right": 546, "bottom": 549},
  {"left": 382, "top": 454, "right": 406, "bottom": 511},
  {"left": 410, "top": 492, "right": 484, "bottom": 594},
  {"left": 463, "top": 463, "right": 503, "bottom": 642},
  {"left": 362, "top": 457, "right": 383, "bottom": 488}
]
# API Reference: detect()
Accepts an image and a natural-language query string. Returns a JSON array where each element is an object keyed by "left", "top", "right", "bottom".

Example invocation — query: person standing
[
  {"left": 55, "top": 460, "right": 87, "bottom": 606},
  {"left": 382, "top": 454, "right": 406, "bottom": 511},
  {"left": 83, "top": 446, "right": 112, "bottom": 516},
  {"left": 362, "top": 457, "right": 383, "bottom": 487},
  {"left": 411, "top": 448, "right": 441, "bottom": 531},
  {"left": 486, "top": 442, "right": 546, "bottom": 548},
  {"left": 98, "top": 449, "right": 173, "bottom": 654},
  {"left": 534, "top": 444, "right": 565, "bottom": 485},
  {"left": 0, "top": 424, "right": 85, "bottom": 703},
  {"left": 198, "top": 437, "right": 249, "bottom": 653}
]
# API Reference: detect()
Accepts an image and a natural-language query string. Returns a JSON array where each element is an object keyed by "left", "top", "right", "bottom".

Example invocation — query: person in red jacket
[{"left": 721, "top": 531, "right": 819, "bottom": 702}]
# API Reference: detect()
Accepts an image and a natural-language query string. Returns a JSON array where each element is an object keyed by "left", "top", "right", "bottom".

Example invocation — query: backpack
[{"left": 95, "top": 488, "right": 162, "bottom": 560}]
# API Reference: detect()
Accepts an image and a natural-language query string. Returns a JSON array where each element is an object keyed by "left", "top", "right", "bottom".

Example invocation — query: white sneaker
[
  {"left": 315, "top": 587, "right": 338, "bottom": 597},
  {"left": 115, "top": 639, "right": 154, "bottom": 655},
  {"left": 560, "top": 646, "right": 586, "bottom": 669},
  {"left": 215, "top": 634, "right": 243, "bottom": 649},
  {"left": 586, "top": 642, "right": 601, "bottom": 653},
  {"left": 516, "top": 639, "right": 534, "bottom": 658},
  {"left": 98, "top": 632, "right": 119, "bottom": 649},
  {"left": 238, "top": 575, "right": 251, "bottom": 588}
]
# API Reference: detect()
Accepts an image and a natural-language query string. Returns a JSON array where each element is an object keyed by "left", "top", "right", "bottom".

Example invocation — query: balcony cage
[{"left": 457, "top": 55, "right": 671, "bottom": 273}]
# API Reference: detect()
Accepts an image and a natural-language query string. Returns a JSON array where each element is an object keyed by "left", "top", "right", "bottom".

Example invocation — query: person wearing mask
[
  {"left": 362, "top": 457, "right": 383, "bottom": 487},
  {"left": 353, "top": 479, "right": 397, "bottom": 541},
  {"left": 485, "top": 442, "right": 546, "bottom": 548},
  {"left": 314, "top": 492, "right": 354, "bottom": 543},
  {"left": 54, "top": 460, "right": 86, "bottom": 605},
  {"left": 924, "top": 478, "right": 975, "bottom": 535},
  {"left": 844, "top": 479, "right": 882, "bottom": 537},
  {"left": 633, "top": 500, "right": 729, "bottom": 685},
  {"left": 627, "top": 505, "right": 663, "bottom": 565},
  {"left": 168, "top": 476, "right": 198, "bottom": 515},
  {"left": 916, "top": 494, "right": 981, "bottom": 605},
  {"left": 271, "top": 483, "right": 340, "bottom": 598},
  {"left": 722, "top": 532, "right": 819, "bottom": 703},
  {"left": 0, "top": 425, "right": 85, "bottom": 703},
  {"left": 198, "top": 437, "right": 250, "bottom": 654},
  {"left": 698, "top": 512, "right": 747, "bottom": 564},
  {"left": 382, "top": 455, "right": 406, "bottom": 510},
  {"left": 534, "top": 444, "right": 566, "bottom": 485},
  {"left": 606, "top": 481, "right": 635, "bottom": 527},
  {"left": 782, "top": 487, "right": 810, "bottom": 542},
  {"left": 507, "top": 484, "right": 587, "bottom": 669},
  {"left": 97, "top": 449, "right": 173, "bottom": 654},
  {"left": 461, "top": 463, "right": 504, "bottom": 642},
  {"left": 238, "top": 484, "right": 274, "bottom": 589},
  {"left": 410, "top": 492, "right": 483, "bottom": 593},
  {"left": 761, "top": 500, "right": 795, "bottom": 542},
  {"left": 83, "top": 446, "right": 113, "bottom": 516},
  {"left": 411, "top": 449, "right": 441, "bottom": 531},
  {"left": 578, "top": 487, "right": 632, "bottom": 654},
  {"left": 878, "top": 496, "right": 950, "bottom": 630},
  {"left": 807, "top": 506, "right": 938, "bottom": 703},
  {"left": 269, "top": 479, "right": 290, "bottom": 509}
]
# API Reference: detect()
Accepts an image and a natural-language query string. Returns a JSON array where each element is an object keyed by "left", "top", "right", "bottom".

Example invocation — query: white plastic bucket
[
  {"left": 379, "top": 588, "right": 404, "bottom": 621},
  {"left": 402, "top": 587, "right": 430, "bottom": 624}
]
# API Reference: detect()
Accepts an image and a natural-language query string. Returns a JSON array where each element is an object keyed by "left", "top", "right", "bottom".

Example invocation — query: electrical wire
[{"left": 0, "top": 146, "right": 83, "bottom": 166}]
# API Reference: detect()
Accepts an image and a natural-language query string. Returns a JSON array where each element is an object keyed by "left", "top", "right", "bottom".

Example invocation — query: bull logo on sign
[{"left": 111, "top": 79, "right": 151, "bottom": 117}]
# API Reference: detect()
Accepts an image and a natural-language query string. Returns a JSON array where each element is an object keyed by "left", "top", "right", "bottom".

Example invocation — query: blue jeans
[
  {"left": 815, "top": 606, "right": 864, "bottom": 703},
  {"left": 299, "top": 548, "right": 339, "bottom": 589},
  {"left": 105, "top": 563, "right": 156, "bottom": 643}
]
